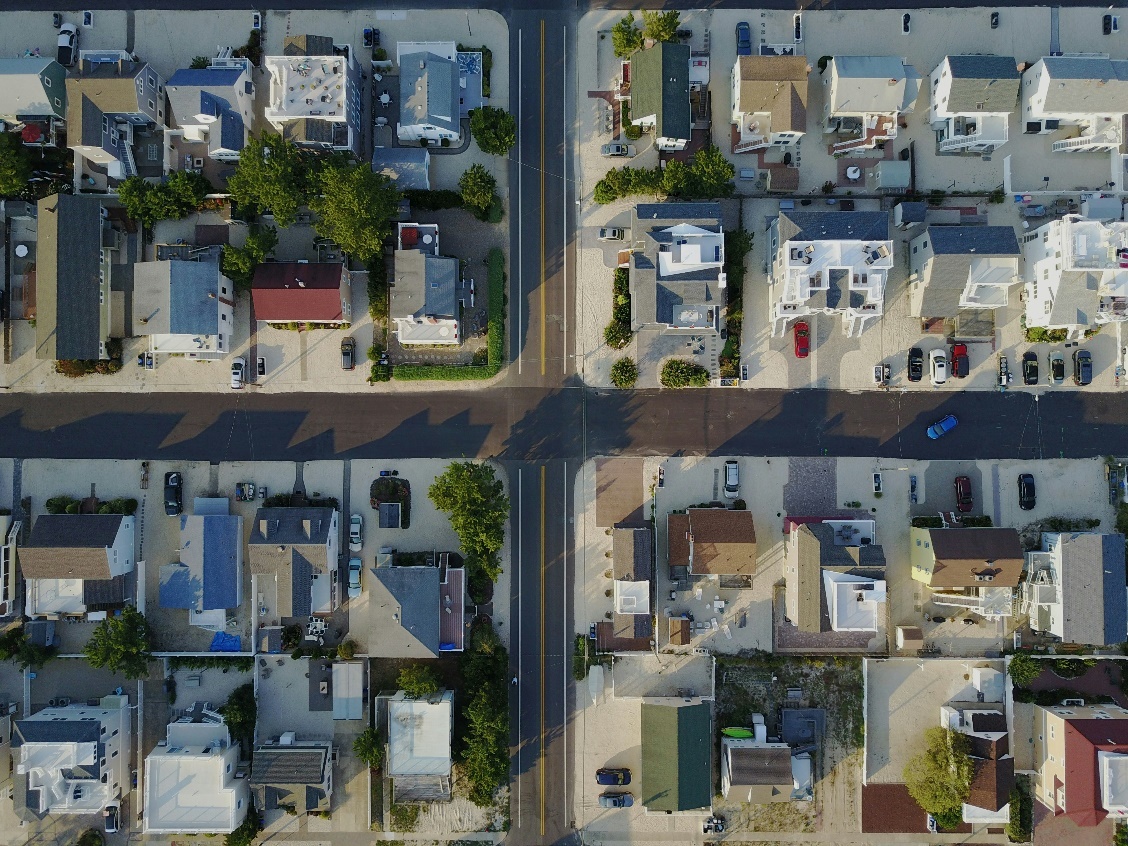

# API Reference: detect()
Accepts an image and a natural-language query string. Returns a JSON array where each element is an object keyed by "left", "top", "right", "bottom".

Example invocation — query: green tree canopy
[
  {"left": 0, "top": 132, "right": 31, "bottom": 197},
  {"left": 459, "top": 163, "right": 497, "bottom": 216},
  {"left": 221, "top": 225, "right": 277, "bottom": 291},
  {"left": 611, "top": 13, "right": 643, "bottom": 57},
  {"left": 224, "top": 798, "right": 259, "bottom": 846},
  {"left": 397, "top": 663, "right": 442, "bottom": 698},
  {"left": 686, "top": 145, "right": 735, "bottom": 198},
  {"left": 641, "top": 10, "right": 681, "bottom": 43},
  {"left": 228, "top": 134, "right": 312, "bottom": 226},
  {"left": 311, "top": 161, "right": 400, "bottom": 262},
  {"left": 470, "top": 106, "right": 517, "bottom": 156},
  {"left": 353, "top": 726, "right": 382, "bottom": 769},
  {"left": 117, "top": 171, "right": 214, "bottom": 226},
  {"left": 1008, "top": 653, "right": 1043, "bottom": 687},
  {"left": 903, "top": 727, "right": 974, "bottom": 818},
  {"left": 610, "top": 357, "right": 638, "bottom": 389},
  {"left": 660, "top": 358, "right": 709, "bottom": 388},
  {"left": 84, "top": 605, "right": 152, "bottom": 679},
  {"left": 429, "top": 462, "right": 509, "bottom": 583},
  {"left": 219, "top": 683, "right": 257, "bottom": 749},
  {"left": 459, "top": 621, "right": 509, "bottom": 806}
]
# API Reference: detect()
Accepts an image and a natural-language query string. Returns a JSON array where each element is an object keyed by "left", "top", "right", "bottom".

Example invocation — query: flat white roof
[
  {"left": 387, "top": 693, "right": 452, "bottom": 777},
  {"left": 265, "top": 54, "right": 347, "bottom": 120},
  {"left": 1100, "top": 751, "right": 1128, "bottom": 814},
  {"left": 824, "top": 570, "right": 884, "bottom": 631},
  {"left": 145, "top": 748, "right": 243, "bottom": 832},
  {"left": 332, "top": 661, "right": 363, "bottom": 720},
  {"left": 614, "top": 580, "right": 651, "bottom": 615}
]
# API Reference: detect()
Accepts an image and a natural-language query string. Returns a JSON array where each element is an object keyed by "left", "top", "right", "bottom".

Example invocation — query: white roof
[
  {"left": 144, "top": 722, "right": 246, "bottom": 833},
  {"left": 1100, "top": 751, "right": 1128, "bottom": 814},
  {"left": 332, "top": 661, "right": 364, "bottom": 720},
  {"left": 387, "top": 692, "right": 452, "bottom": 777},
  {"left": 614, "top": 580, "right": 651, "bottom": 615},
  {"left": 823, "top": 570, "right": 885, "bottom": 631}
]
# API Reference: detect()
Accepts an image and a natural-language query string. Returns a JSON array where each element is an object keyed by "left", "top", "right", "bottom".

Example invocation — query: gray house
[
  {"left": 391, "top": 251, "right": 460, "bottom": 345},
  {"left": 368, "top": 556, "right": 465, "bottom": 658},
  {"left": 397, "top": 48, "right": 460, "bottom": 144},
  {"left": 250, "top": 738, "right": 332, "bottom": 815},
  {"left": 159, "top": 507, "right": 243, "bottom": 614},
  {"left": 908, "top": 225, "right": 1021, "bottom": 319},
  {"left": 0, "top": 57, "right": 68, "bottom": 145},
  {"left": 629, "top": 42, "right": 691, "bottom": 151},
  {"left": 247, "top": 508, "right": 339, "bottom": 619}
]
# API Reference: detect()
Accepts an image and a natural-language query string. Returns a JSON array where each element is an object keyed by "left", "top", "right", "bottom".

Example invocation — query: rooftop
[
  {"left": 266, "top": 37, "right": 347, "bottom": 121},
  {"left": 667, "top": 508, "right": 757, "bottom": 577},
  {"left": 387, "top": 691, "right": 453, "bottom": 777}
]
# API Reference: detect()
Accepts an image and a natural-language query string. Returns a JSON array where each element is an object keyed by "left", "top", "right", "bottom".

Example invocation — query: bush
[
  {"left": 1052, "top": 657, "right": 1095, "bottom": 679},
  {"left": 469, "top": 106, "right": 516, "bottom": 156},
  {"left": 401, "top": 188, "right": 464, "bottom": 211},
  {"left": 1008, "top": 653, "right": 1043, "bottom": 687},
  {"left": 366, "top": 254, "right": 388, "bottom": 322},
  {"left": 660, "top": 359, "right": 709, "bottom": 388},
  {"left": 76, "top": 830, "right": 104, "bottom": 846},
  {"left": 390, "top": 803, "right": 420, "bottom": 832},
  {"left": 45, "top": 495, "right": 79, "bottom": 514},
  {"left": 594, "top": 146, "right": 733, "bottom": 204},
  {"left": 911, "top": 515, "right": 944, "bottom": 529},
  {"left": 623, "top": 123, "right": 643, "bottom": 141},
  {"left": 353, "top": 726, "right": 382, "bottom": 769},
  {"left": 1042, "top": 516, "right": 1101, "bottom": 533},
  {"left": 1024, "top": 326, "right": 1068, "bottom": 344},
  {"left": 604, "top": 321, "right": 632, "bottom": 349},
  {"left": 611, "top": 13, "right": 643, "bottom": 57},
  {"left": 610, "top": 357, "right": 638, "bottom": 389},
  {"left": 459, "top": 621, "right": 510, "bottom": 805},
  {"left": 459, "top": 163, "right": 497, "bottom": 217},
  {"left": 398, "top": 663, "right": 441, "bottom": 698},
  {"left": 732, "top": 499, "right": 747, "bottom": 510},
  {"left": 932, "top": 806, "right": 964, "bottom": 831},
  {"left": 225, "top": 799, "right": 260, "bottom": 846},
  {"left": 1007, "top": 779, "right": 1033, "bottom": 842},
  {"left": 336, "top": 640, "right": 357, "bottom": 660},
  {"left": 960, "top": 515, "right": 993, "bottom": 527}
]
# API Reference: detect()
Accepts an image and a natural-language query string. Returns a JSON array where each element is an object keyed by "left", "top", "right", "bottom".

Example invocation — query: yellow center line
[
  {"left": 539, "top": 463, "right": 547, "bottom": 836},
  {"left": 539, "top": 21, "right": 546, "bottom": 377}
]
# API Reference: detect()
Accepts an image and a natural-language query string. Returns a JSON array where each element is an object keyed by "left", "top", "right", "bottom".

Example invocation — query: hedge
[
  {"left": 394, "top": 364, "right": 496, "bottom": 380},
  {"left": 401, "top": 188, "right": 464, "bottom": 211}
]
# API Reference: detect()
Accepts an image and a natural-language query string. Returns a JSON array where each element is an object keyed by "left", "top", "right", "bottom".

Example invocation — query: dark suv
[
  {"left": 907, "top": 347, "right": 923, "bottom": 382},
  {"left": 596, "top": 768, "right": 631, "bottom": 786},
  {"left": 1018, "top": 474, "right": 1036, "bottom": 510},
  {"left": 954, "top": 476, "right": 973, "bottom": 513},
  {"left": 341, "top": 336, "right": 356, "bottom": 371},
  {"left": 1022, "top": 352, "right": 1039, "bottom": 386},
  {"left": 164, "top": 472, "right": 183, "bottom": 516},
  {"left": 1073, "top": 349, "right": 1092, "bottom": 385}
]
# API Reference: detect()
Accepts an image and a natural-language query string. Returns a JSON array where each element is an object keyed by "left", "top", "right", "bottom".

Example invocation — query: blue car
[
  {"left": 736, "top": 22, "right": 752, "bottom": 56},
  {"left": 927, "top": 414, "right": 959, "bottom": 439}
]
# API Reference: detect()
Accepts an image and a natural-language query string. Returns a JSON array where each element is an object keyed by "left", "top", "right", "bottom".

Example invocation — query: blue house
[{"left": 160, "top": 498, "right": 243, "bottom": 613}]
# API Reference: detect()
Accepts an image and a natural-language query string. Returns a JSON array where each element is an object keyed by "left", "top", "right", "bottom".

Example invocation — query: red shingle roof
[
  {"left": 1064, "top": 719, "right": 1128, "bottom": 827},
  {"left": 251, "top": 263, "right": 346, "bottom": 321}
]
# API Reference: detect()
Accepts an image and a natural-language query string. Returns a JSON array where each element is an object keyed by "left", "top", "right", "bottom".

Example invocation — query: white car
[
  {"left": 347, "top": 557, "right": 362, "bottom": 599},
  {"left": 928, "top": 349, "right": 948, "bottom": 385},
  {"left": 723, "top": 460, "right": 740, "bottom": 499},
  {"left": 230, "top": 357, "right": 246, "bottom": 389},
  {"left": 349, "top": 514, "right": 363, "bottom": 552},
  {"left": 598, "top": 227, "right": 625, "bottom": 242}
]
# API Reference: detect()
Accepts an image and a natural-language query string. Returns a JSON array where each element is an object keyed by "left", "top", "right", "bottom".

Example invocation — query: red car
[
  {"left": 954, "top": 476, "right": 973, "bottom": 513},
  {"left": 950, "top": 343, "right": 969, "bottom": 378},
  {"left": 793, "top": 322, "right": 810, "bottom": 358}
]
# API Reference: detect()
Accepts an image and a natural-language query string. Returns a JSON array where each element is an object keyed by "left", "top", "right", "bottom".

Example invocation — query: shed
[{"left": 332, "top": 661, "right": 364, "bottom": 720}]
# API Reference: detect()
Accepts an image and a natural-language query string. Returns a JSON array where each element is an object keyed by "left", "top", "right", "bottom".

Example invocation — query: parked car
[
  {"left": 347, "top": 557, "right": 362, "bottom": 599},
  {"left": 1018, "top": 473, "right": 1036, "bottom": 510},
  {"left": 163, "top": 471, "right": 183, "bottom": 516},
  {"left": 723, "top": 460, "right": 740, "bottom": 499},
  {"left": 907, "top": 347, "right": 923, "bottom": 382},
  {"left": 598, "top": 227, "right": 625, "bottom": 242},
  {"left": 1048, "top": 350, "right": 1065, "bottom": 385},
  {"left": 792, "top": 321, "right": 810, "bottom": 358},
  {"left": 341, "top": 336, "right": 356, "bottom": 370},
  {"left": 953, "top": 476, "right": 973, "bottom": 513},
  {"left": 599, "top": 792, "right": 634, "bottom": 808},
  {"left": 596, "top": 768, "right": 631, "bottom": 786},
  {"left": 1022, "top": 351, "right": 1039, "bottom": 386},
  {"left": 230, "top": 357, "right": 246, "bottom": 389},
  {"left": 57, "top": 23, "right": 78, "bottom": 66},
  {"left": 103, "top": 803, "right": 119, "bottom": 834},
  {"left": 736, "top": 21, "right": 752, "bottom": 55},
  {"left": 950, "top": 343, "right": 969, "bottom": 378},
  {"left": 349, "top": 514, "right": 363, "bottom": 552},
  {"left": 902, "top": 13, "right": 911, "bottom": 33},
  {"left": 1073, "top": 349, "right": 1093, "bottom": 385},
  {"left": 926, "top": 414, "right": 958, "bottom": 439},
  {"left": 600, "top": 143, "right": 636, "bottom": 158},
  {"left": 929, "top": 348, "right": 948, "bottom": 385}
]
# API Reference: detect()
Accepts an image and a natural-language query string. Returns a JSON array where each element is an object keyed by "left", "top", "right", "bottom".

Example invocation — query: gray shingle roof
[
  {"left": 391, "top": 251, "right": 458, "bottom": 322},
  {"left": 1048, "top": 271, "right": 1099, "bottom": 326},
  {"left": 727, "top": 745, "right": 793, "bottom": 787},
  {"left": 250, "top": 746, "right": 329, "bottom": 786},
  {"left": 926, "top": 226, "right": 1020, "bottom": 255},
  {"left": 613, "top": 526, "right": 652, "bottom": 581},
  {"left": 161, "top": 513, "right": 242, "bottom": 611},
  {"left": 943, "top": 55, "right": 1020, "bottom": 113},
  {"left": 21, "top": 514, "right": 125, "bottom": 580},
  {"left": 0, "top": 58, "right": 67, "bottom": 120},
  {"left": 370, "top": 566, "right": 439, "bottom": 657},
  {"left": 1058, "top": 532, "right": 1128, "bottom": 646},
  {"left": 247, "top": 508, "right": 335, "bottom": 618},
  {"left": 777, "top": 210, "right": 889, "bottom": 244},
  {"left": 400, "top": 52, "right": 460, "bottom": 133},
  {"left": 133, "top": 260, "right": 223, "bottom": 336},
  {"left": 1039, "top": 56, "right": 1128, "bottom": 113},
  {"left": 630, "top": 42, "right": 691, "bottom": 141}
]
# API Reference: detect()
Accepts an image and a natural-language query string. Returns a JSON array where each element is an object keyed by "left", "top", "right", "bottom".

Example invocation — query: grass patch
[
  {"left": 370, "top": 477, "right": 411, "bottom": 529},
  {"left": 389, "top": 803, "right": 419, "bottom": 832}
]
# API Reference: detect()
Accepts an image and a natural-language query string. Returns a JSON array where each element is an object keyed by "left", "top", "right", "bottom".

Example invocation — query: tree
[
  {"left": 903, "top": 727, "right": 973, "bottom": 819},
  {"left": 310, "top": 162, "right": 400, "bottom": 263},
  {"left": 84, "top": 605, "right": 152, "bottom": 679},
  {"left": 224, "top": 798, "right": 260, "bottom": 846},
  {"left": 459, "top": 164, "right": 497, "bottom": 216},
  {"left": 641, "top": 10, "right": 681, "bottom": 43},
  {"left": 0, "top": 132, "right": 31, "bottom": 197},
  {"left": 190, "top": 56, "right": 210, "bottom": 69},
  {"left": 228, "top": 134, "right": 312, "bottom": 226},
  {"left": 429, "top": 462, "right": 509, "bottom": 584},
  {"left": 610, "top": 357, "right": 638, "bottom": 389},
  {"left": 219, "top": 683, "right": 257, "bottom": 749},
  {"left": 660, "top": 359, "right": 709, "bottom": 388},
  {"left": 1007, "top": 653, "right": 1042, "bottom": 687},
  {"left": 604, "top": 321, "right": 631, "bottom": 349},
  {"left": 469, "top": 106, "right": 516, "bottom": 156},
  {"left": 353, "top": 726, "right": 382, "bottom": 769},
  {"left": 336, "top": 639, "right": 357, "bottom": 660},
  {"left": 221, "top": 225, "right": 277, "bottom": 291},
  {"left": 462, "top": 688, "right": 510, "bottom": 805},
  {"left": 686, "top": 145, "right": 735, "bottom": 198},
  {"left": 117, "top": 177, "right": 156, "bottom": 225},
  {"left": 397, "top": 663, "right": 441, "bottom": 698},
  {"left": 117, "top": 171, "right": 213, "bottom": 226},
  {"left": 611, "top": 12, "right": 643, "bottom": 57}
]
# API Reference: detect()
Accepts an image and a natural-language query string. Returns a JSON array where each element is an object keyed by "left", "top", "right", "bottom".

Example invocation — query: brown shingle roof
[
  {"left": 734, "top": 55, "right": 810, "bottom": 134},
  {"left": 968, "top": 756, "right": 1015, "bottom": 812},
  {"left": 925, "top": 528, "right": 1024, "bottom": 587},
  {"left": 613, "top": 526, "right": 652, "bottom": 581},
  {"left": 20, "top": 514, "right": 126, "bottom": 580},
  {"left": 667, "top": 509, "right": 757, "bottom": 576},
  {"left": 251, "top": 263, "right": 346, "bottom": 322},
  {"left": 669, "top": 617, "right": 690, "bottom": 645},
  {"left": 1063, "top": 717, "right": 1128, "bottom": 827}
]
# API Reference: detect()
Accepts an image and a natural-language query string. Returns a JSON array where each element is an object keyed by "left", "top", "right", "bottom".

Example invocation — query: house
[
  {"left": 166, "top": 58, "right": 255, "bottom": 162},
  {"left": 1021, "top": 532, "right": 1128, "bottom": 646},
  {"left": 159, "top": 504, "right": 243, "bottom": 621},
  {"left": 247, "top": 508, "right": 339, "bottom": 619},
  {"left": 372, "top": 146, "right": 431, "bottom": 190},
  {"left": 929, "top": 55, "right": 1020, "bottom": 154},
  {"left": 391, "top": 222, "right": 460, "bottom": 345},
  {"left": 640, "top": 699, "right": 711, "bottom": 812},
  {"left": 908, "top": 225, "right": 1021, "bottom": 320},
  {"left": 730, "top": 55, "right": 810, "bottom": 154},
  {"left": 667, "top": 508, "right": 757, "bottom": 579},
  {"left": 21, "top": 514, "right": 135, "bottom": 619},
  {"left": 1021, "top": 56, "right": 1128, "bottom": 153},
  {"left": 33, "top": 193, "right": 120, "bottom": 361},
  {"left": 12, "top": 694, "right": 131, "bottom": 821},
  {"left": 144, "top": 703, "right": 249, "bottom": 834},
  {"left": 612, "top": 526, "right": 653, "bottom": 645},
  {"left": 909, "top": 527, "right": 1023, "bottom": 618},
  {"left": 1022, "top": 211, "right": 1128, "bottom": 338},
  {"left": 629, "top": 203, "right": 726, "bottom": 337},
  {"left": 368, "top": 552, "right": 465, "bottom": 657},
  {"left": 251, "top": 263, "right": 351, "bottom": 325},
  {"left": 250, "top": 734, "right": 333, "bottom": 815},
  {"left": 822, "top": 56, "right": 921, "bottom": 154},
  {"left": 397, "top": 42, "right": 461, "bottom": 145},
  {"left": 66, "top": 55, "right": 165, "bottom": 181},
  {"left": 629, "top": 42, "right": 691, "bottom": 151},
  {"left": 0, "top": 514, "right": 21, "bottom": 617},
  {"left": 0, "top": 700, "right": 16, "bottom": 798},
  {"left": 1033, "top": 702, "right": 1128, "bottom": 826},
  {"left": 386, "top": 690, "right": 453, "bottom": 802},
  {"left": 264, "top": 34, "right": 361, "bottom": 154},
  {"left": 132, "top": 260, "right": 236, "bottom": 359},
  {"left": 721, "top": 718, "right": 812, "bottom": 803},
  {"left": 784, "top": 519, "right": 886, "bottom": 635},
  {"left": 768, "top": 210, "right": 891, "bottom": 337},
  {"left": 941, "top": 701, "right": 1014, "bottom": 823},
  {"left": 0, "top": 58, "right": 67, "bottom": 146}
]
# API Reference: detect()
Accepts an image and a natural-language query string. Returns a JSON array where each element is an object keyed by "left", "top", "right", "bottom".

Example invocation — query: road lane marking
[
  {"left": 539, "top": 463, "right": 547, "bottom": 836},
  {"left": 517, "top": 467, "right": 523, "bottom": 827},
  {"left": 539, "top": 20, "right": 546, "bottom": 377},
  {"left": 562, "top": 26, "right": 568, "bottom": 377},
  {"left": 562, "top": 459, "right": 568, "bottom": 825}
]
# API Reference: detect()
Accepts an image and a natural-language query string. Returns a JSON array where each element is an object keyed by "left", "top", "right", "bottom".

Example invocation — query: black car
[
  {"left": 1018, "top": 474, "right": 1036, "bottom": 510},
  {"left": 163, "top": 472, "right": 183, "bottom": 516},
  {"left": 1022, "top": 351, "right": 1039, "bottom": 386},
  {"left": 341, "top": 336, "right": 356, "bottom": 371},
  {"left": 907, "top": 347, "right": 924, "bottom": 382},
  {"left": 596, "top": 768, "right": 631, "bottom": 786},
  {"left": 1073, "top": 349, "right": 1093, "bottom": 386}
]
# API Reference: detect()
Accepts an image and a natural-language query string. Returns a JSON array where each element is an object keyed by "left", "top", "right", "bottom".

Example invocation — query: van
[{"left": 723, "top": 460, "right": 740, "bottom": 498}]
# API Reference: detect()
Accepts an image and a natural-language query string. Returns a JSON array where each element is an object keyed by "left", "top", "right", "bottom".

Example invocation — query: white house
[
  {"left": 1021, "top": 56, "right": 1128, "bottom": 153},
  {"left": 387, "top": 690, "right": 453, "bottom": 802},
  {"left": 132, "top": 261, "right": 237, "bottom": 360},
  {"left": 768, "top": 210, "right": 891, "bottom": 336},
  {"left": 264, "top": 34, "right": 361, "bottom": 154},
  {"left": 908, "top": 225, "right": 1022, "bottom": 319},
  {"left": 730, "top": 55, "right": 810, "bottom": 154},
  {"left": 929, "top": 55, "right": 1019, "bottom": 154},
  {"left": 822, "top": 56, "right": 921, "bottom": 155}
]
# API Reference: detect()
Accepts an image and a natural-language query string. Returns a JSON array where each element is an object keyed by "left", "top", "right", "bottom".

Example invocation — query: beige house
[
  {"left": 784, "top": 519, "right": 885, "bottom": 635},
  {"left": 909, "top": 527, "right": 1023, "bottom": 618},
  {"left": 730, "top": 55, "right": 809, "bottom": 154}
]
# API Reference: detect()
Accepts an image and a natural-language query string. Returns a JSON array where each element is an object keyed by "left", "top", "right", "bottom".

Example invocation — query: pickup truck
[{"left": 57, "top": 23, "right": 78, "bottom": 67}]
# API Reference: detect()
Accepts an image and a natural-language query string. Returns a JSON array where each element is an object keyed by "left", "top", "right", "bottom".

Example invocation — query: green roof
[
  {"left": 629, "top": 42, "right": 691, "bottom": 142},
  {"left": 640, "top": 701, "right": 712, "bottom": 811}
]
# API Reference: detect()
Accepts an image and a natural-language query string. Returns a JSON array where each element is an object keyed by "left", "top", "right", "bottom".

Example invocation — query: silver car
[
  {"left": 598, "top": 227, "right": 624, "bottom": 241},
  {"left": 723, "top": 460, "right": 740, "bottom": 499}
]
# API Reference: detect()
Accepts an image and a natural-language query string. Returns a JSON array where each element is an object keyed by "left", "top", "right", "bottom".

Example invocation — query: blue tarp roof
[{"left": 210, "top": 631, "right": 241, "bottom": 652}]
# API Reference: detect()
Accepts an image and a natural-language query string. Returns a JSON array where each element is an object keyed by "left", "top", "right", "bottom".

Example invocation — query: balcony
[
  {"left": 938, "top": 114, "right": 1009, "bottom": 152},
  {"left": 733, "top": 113, "right": 769, "bottom": 153},
  {"left": 1052, "top": 118, "right": 1123, "bottom": 153},
  {"left": 830, "top": 115, "right": 896, "bottom": 155}
]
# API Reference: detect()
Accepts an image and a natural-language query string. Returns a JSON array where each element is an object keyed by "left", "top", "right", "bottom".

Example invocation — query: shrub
[
  {"left": 398, "top": 663, "right": 441, "bottom": 698},
  {"left": 623, "top": 123, "right": 642, "bottom": 141},
  {"left": 469, "top": 106, "right": 516, "bottom": 156},
  {"left": 611, "top": 13, "right": 643, "bottom": 57},
  {"left": 401, "top": 188, "right": 464, "bottom": 211},
  {"left": 660, "top": 359, "right": 709, "bottom": 388},
  {"left": 604, "top": 321, "right": 633, "bottom": 349},
  {"left": 224, "top": 799, "right": 260, "bottom": 846},
  {"left": 45, "top": 495, "right": 79, "bottom": 514},
  {"left": 390, "top": 803, "right": 420, "bottom": 832},
  {"left": 353, "top": 726, "right": 382, "bottom": 769},
  {"left": 911, "top": 515, "right": 944, "bottom": 529},
  {"left": 1008, "top": 653, "right": 1043, "bottom": 687},
  {"left": 821, "top": 180, "right": 837, "bottom": 194},
  {"left": 732, "top": 499, "right": 747, "bottom": 510},
  {"left": 1024, "top": 327, "right": 1068, "bottom": 344},
  {"left": 609, "top": 357, "right": 638, "bottom": 389},
  {"left": 290, "top": 648, "right": 304, "bottom": 660},
  {"left": 366, "top": 254, "right": 388, "bottom": 322},
  {"left": 1052, "top": 657, "right": 1094, "bottom": 679},
  {"left": 960, "top": 515, "right": 993, "bottom": 527},
  {"left": 1007, "top": 779, "right": 1033, "bottom": 842},
  {"left": 336, "top": 640, "right": 357, "bottom": 660}
]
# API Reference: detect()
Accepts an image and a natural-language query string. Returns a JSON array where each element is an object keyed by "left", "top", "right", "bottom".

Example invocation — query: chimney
[
  {"left": 259, "top": 519, "right": 270, "bottom": 536},
  {"left": 208, "top": 292, "right": 217, "bottom": 299}
]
